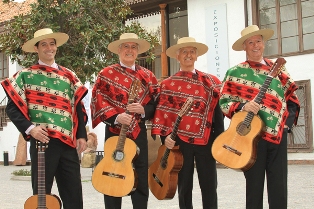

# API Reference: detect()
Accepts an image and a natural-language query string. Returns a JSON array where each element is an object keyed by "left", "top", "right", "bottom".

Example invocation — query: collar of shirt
[
  {"left": 38, "top": 59, "right": 58, "bottom": 69},
  {"left": 180, "top": 69, "right": 196, "bottom": 74},
  {"left": 260, "top": 58, "right": 266, "bottom": 65},
  {"left": 120, "top": 62, "right": 136, "bottom": 71}
]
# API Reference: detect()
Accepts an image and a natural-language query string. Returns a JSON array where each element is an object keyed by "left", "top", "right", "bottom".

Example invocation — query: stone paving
[{"left": 1, "top": 161, "right": 313, "bottom": 209}]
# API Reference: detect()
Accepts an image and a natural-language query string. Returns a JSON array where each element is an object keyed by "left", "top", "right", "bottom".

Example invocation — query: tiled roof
[{"left": 0, "top": 0, "right": 36, "bottom": 23}]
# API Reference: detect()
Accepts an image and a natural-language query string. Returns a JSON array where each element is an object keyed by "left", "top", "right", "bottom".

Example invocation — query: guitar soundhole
[
  {"left": 113, "top": 150, "right": 124, "bottom": 161},
  {"left": 236, "top": 122, "right": 251, "bottom": 136}
]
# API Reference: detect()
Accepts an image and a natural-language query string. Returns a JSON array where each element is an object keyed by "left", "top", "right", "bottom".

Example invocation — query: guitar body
[
  {"left": 24, "top": 194, "right": 61, "bottom": 209},
  {"left": 92, "top": 135, "right": 139, "bottom": 197},
  {"left": 212, "top": 111, "right": 264, "bottom": 171},
  {"left": 148, "top": 145, "right": 183, "bottom": 200}
]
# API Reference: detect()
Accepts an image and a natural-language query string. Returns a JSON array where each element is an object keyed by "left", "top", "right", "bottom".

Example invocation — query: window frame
[
  {"left": 251, "top": 0, "right": 314, "bottom": 59},
  {"left": 0, "top": 51, "right": 9, "bottom": 80}
]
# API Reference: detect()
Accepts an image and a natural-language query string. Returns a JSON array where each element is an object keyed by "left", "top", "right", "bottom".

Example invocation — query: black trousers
[
  {"left": 104, "top": 126, "right": 149, "bottom": 209},
  {"left": 244, "top": 129, "right": 288, "bottom": 209},
  {"left": 30, "top": 138, "right": 83, "bottom": 209},
  {"left": 177, "top": 138, "right": 218, "bottom": 209}
]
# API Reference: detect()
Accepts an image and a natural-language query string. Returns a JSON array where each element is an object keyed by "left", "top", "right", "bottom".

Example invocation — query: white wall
[
  {"left": 0, "top": 60, "right": 25, "bottom": 162},
  {"left": 188, "top": 0, "right": 247, "bottom": 74},
  {"left": 0, "top": 120, "right": 23, "bottom": 162}
]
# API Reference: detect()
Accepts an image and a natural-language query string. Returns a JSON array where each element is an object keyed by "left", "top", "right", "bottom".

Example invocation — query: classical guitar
[
  {"left": 24, "top": 141, "right": 62, "bottom": 209},
  {"left": 212, "top": 58, "right": 286, "bottom": 171},
  {"left": 92, "top": 79, "right": 141, "bottom": 197},
  {"left": 148, "top": 97, "right": 194, "bottom": 200}
]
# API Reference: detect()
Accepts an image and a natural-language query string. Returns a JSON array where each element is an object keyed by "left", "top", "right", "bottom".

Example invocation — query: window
[
  {"left": 257, "top": 0, "right": 314, "bottom": 56},
  {"left": 0, "top": 51, "right": 8, "bottom": 80}
]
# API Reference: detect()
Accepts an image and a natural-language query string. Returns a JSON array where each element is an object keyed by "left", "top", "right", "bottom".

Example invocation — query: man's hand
[
  {"left": 116, "top": 112, "right": 133, "bottom": 125},
  {"left": 77, "top": 138, "right": 87, "bottom": 154},
  {"left": 165, "top": 135, "right": 175, "bottom": 149},
  {"left": 29, "top": 126, "right": 49, "bottom": 143},
  {"left": 127, "top": 103, "right": 144, "bottom": 114},
  {"left": 242, "top": 101, "right": 260, "bottom": 114}
]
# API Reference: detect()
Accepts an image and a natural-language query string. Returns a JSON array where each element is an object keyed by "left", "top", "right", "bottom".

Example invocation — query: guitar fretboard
[
  {"left": 161, "top": 116, "right": 182, "bottom": 167},
  {"left": 242, "top": 75, "right": 273, "bottom": 128},
  {"left": 38, "top": 151, "right": 46, "bottom": 208}
]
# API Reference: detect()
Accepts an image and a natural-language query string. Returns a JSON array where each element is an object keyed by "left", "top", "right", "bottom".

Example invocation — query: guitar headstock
[
  {"left": 178, "top": 97, "right": 194, "bottom": 117},
  {"left": 36, "top": 141, "right": 47, "bottom": 152},
  {"left": 128, "top": 79, "right": 141, "bottom": 103},
  {"left": 269, "top": 58, "right": 286, "bottom": 77}
]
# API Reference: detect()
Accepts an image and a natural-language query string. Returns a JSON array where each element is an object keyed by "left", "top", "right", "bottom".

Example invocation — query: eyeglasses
[
  {"left": 179, "top": 48, "right": 197, "bottom": 55},
  {"left": 120, "top": 44, "right": 139, "bottom": 50}
]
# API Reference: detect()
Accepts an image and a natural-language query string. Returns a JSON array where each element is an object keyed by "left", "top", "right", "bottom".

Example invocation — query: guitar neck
[
  {"left": 116, "top": 96, "right": 136, "bottom": 151},
  {"left": 243, "top": 75, "right": 274, "bottom": 127},
  {"left": 38, "top": 151, "right": 46, "bottom": 207},
  {"left": 254, "top": 75, "right": 273, "bottom": 104},
  {"left": 162, "top": 116, "right": 182, "bottom": 161},
  {"left": 169, "top": 116, "right": 182, "bottom": 141},
  {"left": 117, "top": 124, "right": 129, "bottom": 151}
]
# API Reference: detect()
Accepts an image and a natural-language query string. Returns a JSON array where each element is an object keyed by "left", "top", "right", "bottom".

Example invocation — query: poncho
[
  {"left": 219, "top": 59, "right": 300, "bottom": 144},
  {"left": 1, "top": 64, "right": 88, "bottom": 148},
  {"left": 91, "top": 64, "right": 159, "bottom": 140},
  {"left": 152, "top": 70, "right": 221, "bottom": 145}
]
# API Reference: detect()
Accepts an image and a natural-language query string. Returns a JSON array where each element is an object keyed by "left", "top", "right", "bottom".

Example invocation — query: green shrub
[{"left": 12, "top": 169, "right": 31, "bottom": 176}]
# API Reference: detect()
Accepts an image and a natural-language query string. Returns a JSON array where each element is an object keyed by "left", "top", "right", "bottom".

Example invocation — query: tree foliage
[{"left": 0, "top": 0, "right": 160, "bottom": 82}]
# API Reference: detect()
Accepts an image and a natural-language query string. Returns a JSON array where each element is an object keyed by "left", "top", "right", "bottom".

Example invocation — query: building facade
[{"left": 0, "top": 0, "right": 313, "bottom": 162}]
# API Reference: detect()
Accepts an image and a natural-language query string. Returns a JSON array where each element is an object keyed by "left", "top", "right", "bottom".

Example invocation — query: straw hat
[
  {"left": 232, "top": 25, "right": 274, "bottom": 51},
  {"left": 22, "top": 28, "right": 69, "bottom": 53},
  {"left": 108, "top": 33, "right": 150, "bottom": 54},
  {"left": 166, "top": 37, "right": 208, "bottom": 58}
]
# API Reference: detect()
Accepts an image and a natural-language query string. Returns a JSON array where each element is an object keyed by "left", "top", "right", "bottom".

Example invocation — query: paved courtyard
[{"left": 0, "top": 163, "right": 313, "bottom": 209}]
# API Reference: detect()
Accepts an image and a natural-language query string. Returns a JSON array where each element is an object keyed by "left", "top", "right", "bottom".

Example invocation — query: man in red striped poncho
[
  {"left": 91, "top": 33, "right": 159, "bottom": 209},
  {"left": 219, "top": 25, "right": 300, "bottom": 209},
  {"left": 152, "top": 37, "right": 225, "bottom": 209}
]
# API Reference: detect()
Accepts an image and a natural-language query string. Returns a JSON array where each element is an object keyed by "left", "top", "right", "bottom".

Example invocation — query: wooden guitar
[
  {"left": 92, "top": 80, "right": 141, "bottom": 197},
  {"left": 212, "top": 58, "right": 286, "bottom": 171},
  {"left": 148, "top": 97, "right": 194, "bottom": 200},
  {"left": 24, "top": 141, "right": 62, "bottom": 209}
]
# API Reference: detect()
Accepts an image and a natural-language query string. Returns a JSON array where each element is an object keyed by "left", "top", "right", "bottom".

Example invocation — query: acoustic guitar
[
  {"left": 24, "top": 141, "right": 62, "bottom": 209},
  {"left": 92, "top": 80, "right": 141, "bottom": 197},
  {"left": 211, "top": 58, "right": 286, "bottom": 171},
  {"left": 148, "top": 97, "right": 194, "bottom": 200}
]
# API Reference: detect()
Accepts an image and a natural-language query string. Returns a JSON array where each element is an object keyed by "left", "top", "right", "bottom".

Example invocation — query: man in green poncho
[
  {"left": 1, "top": 28, "right": 88, "bottom": 209},
  {"left": 219, "top": 25, "right": 300, "bottom": 209}
]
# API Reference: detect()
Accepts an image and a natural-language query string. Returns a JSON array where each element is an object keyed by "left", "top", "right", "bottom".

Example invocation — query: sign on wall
[{"left": 205, "top": 4, "right": 229, "bottom": 81}]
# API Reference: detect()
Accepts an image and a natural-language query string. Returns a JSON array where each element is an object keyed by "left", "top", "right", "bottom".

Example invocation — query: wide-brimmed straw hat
[
  {"left": 232, "top": 25, "right": 274, "bottom": 51},
  {"left": 22, "top": 28, "right": 69, "bottom": 53},
  {"left": 108, "top": 33, "right": 150, "bottom": 54},
  {"left": 166, "top": 37, "right": 208, "bottom": 58}
]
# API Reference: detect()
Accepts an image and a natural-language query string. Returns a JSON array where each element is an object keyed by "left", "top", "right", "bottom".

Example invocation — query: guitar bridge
[
  {"left": 102, "top": 171, "right": 125, "bottom": 179},
  {"left": 223, "top": 144, "right": 242, "bottom": 156},
  {"left": 152, "top": 173, "right": 163, "bottom": 187}
]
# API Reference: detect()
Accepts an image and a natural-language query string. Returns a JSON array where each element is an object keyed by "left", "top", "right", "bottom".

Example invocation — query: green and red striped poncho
[
  {"left": 219, "top": 59, "right": 300, "bottom": 144},
  {"left": 1, "top": 64, "right": 88, "bottom": 148}
]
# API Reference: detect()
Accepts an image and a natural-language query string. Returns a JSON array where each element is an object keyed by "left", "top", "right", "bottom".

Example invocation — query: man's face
[
  {"left": 176, "top": 47, "right": 198, "bottom": 71},
  {"left": 118, "top": 42, "right": 139, "bottom": 66},
  {"left": 34, "top": 38, "right": 57, "bottom": 64},
  {"left": 243, "top": 35, "right": 265, "bottom": 62}
]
